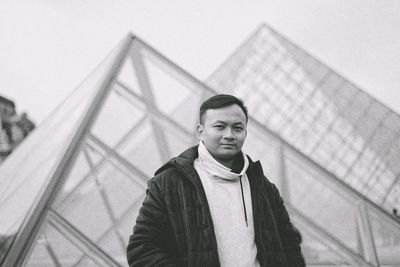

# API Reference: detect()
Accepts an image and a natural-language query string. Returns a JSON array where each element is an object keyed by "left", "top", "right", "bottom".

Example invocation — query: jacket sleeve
[
  {"left": 126, "top": 179, "right": 177, "bottom": 267},
  {"left": 269, "top": 183, "right": 306, "bottom": 267}
]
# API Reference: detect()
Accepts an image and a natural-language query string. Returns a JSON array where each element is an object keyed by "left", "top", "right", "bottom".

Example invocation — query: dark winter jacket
[{"left": 127, "top": 146, "right": 305, "bottom": 267}]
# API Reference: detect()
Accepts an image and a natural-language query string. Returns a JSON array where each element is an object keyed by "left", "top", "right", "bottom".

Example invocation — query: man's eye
[
  {"left": 214, "top": 125, "right": 224, "bottom": 129},
  {"left": 234, "top": 127, "right": 243, "bottom": 131}
]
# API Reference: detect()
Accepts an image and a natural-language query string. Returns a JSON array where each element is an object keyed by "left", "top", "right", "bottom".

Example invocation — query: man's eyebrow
[
  {"left": 210, "top": 121, "right": 245, "bottom": 126},
  {"left": 211, "top": 120, "right": 227, "bottom": 124}
]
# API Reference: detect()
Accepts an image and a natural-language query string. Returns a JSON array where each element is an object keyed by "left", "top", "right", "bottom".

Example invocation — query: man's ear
[{"left": 197, "top": 124, "right": 204, "bottom": 140}]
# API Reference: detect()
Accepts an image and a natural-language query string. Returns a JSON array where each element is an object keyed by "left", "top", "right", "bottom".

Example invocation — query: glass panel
[
  {"left": 0, "top": 144, "right": 64, "bottom": 237},
  {"left": 297, "top": 223, "right": 350, "bottom": 266},
  {"left": 98, "top": 230, "right": 126, "bottom": 265},
  {"left": 168, "top": 93, "right": 203, "bottom": 133},
  {"left": 23, "top": 236, "right": 53, "bottom": 267},
  {"left": 244, "top": 123, "right": 281, "bottom": 185},
  {"left": 142, "top": 54, "right": 192, "bottom": 115},
  {"left": 91, "top": 89, "right": 144, "bottom": 148},
  {"left": 286, "top": 153, "right": 360, "bottom": 252},
  {"left": 55, "top": 176, "right": 114, "bottom": 242},
  {"left": 24, "top": 224, "right": 85, "bottom": 267},
  {"left": 85, "top": 141, "right": 107, "bottom": 165},
  {"left": 97, "top": 190, "right": 146, "bottom": 265},
  {"left": 52, "top": 148, "right": 91, "bottom": 208},
  {"left": 369, "top": 208, "right": 400, "bottom": 265},
  {"left": 116, "top": 55, "right": 142, "bottom": 95},
  {"left": 162, "top": 121, "right": 194, "bottom": 157},
  {"left": 117, "top": 119, "right": 164, "bottom": 176},
  {"left": 95, "top": 160, "right": 146, "bottom": 220}
]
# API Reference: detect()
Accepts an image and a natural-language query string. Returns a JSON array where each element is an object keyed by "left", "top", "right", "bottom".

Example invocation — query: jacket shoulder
[{"left": 148, "top": 165, "right": 188, "bottom": 191}]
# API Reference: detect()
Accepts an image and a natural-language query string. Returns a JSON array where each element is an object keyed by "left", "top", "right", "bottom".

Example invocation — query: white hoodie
[{"left": 194, "top": 142, "right": 260, "bottom": 267}]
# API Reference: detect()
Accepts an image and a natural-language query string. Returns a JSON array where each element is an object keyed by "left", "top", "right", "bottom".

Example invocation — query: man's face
[{"left": 197, "top": 104, "right": 247, "bottom": 166}]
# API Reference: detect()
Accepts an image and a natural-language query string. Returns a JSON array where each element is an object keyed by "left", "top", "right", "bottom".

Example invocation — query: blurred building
[
  {"left": 0, "top": 25, "right": 399, "bottom": 266},
  {"left": 0, "top": 96, "right": 35, "bottom": 162}
]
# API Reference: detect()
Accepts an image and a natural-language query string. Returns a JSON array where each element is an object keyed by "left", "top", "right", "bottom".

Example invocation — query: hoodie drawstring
[{"left": 239, "top": 176, "right": 248, "bottom": 227}]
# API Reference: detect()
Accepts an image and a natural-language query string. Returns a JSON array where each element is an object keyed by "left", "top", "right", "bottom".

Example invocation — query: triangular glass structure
[
  {"left": 0, "top": 34, "right": 207, "bottom": 267},
  {"left": 0, "top": 26, "right": 399, "bottom": 266}
]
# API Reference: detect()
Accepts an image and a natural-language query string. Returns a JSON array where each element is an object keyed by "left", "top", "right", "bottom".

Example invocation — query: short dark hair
[{"left": 199, "top": 94, "right": 248, "bottom": 124}]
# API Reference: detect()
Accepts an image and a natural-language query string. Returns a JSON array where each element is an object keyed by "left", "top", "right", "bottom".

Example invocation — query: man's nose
[{"left": 223, "top": 128, "right": 234, "bottom": 139}]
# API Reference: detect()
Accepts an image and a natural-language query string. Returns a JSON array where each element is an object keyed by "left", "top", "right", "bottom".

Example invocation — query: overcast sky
[{"left": 0, "top": 0, "right": 399, "bottom": 124}]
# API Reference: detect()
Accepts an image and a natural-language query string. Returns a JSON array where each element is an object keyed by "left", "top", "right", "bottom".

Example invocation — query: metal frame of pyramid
[{"left": 0, "top": 28, "right": 399, "bottom": 266}]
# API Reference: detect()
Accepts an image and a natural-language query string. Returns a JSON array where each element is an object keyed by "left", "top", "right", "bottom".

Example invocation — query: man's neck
[
  {"left": 215, "top": 158, "right": 234, "bottom": 169},
  {"left": 213, "top": 153, "right": 244, "bottom": 171}
]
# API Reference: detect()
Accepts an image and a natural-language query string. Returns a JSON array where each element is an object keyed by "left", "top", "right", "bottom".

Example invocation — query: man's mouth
[{"left": 221, "top": 144, "right": 236, "bottom": 147}]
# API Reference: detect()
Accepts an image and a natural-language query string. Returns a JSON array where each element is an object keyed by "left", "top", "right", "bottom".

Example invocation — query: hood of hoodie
[{"left": 196, "top": 141, "right": 249, "bottom": 182}]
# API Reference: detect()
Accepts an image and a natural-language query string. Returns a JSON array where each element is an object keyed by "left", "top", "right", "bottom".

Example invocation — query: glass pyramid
[{"left": 0, "top": 26, "right": 399, "bottom": 266}]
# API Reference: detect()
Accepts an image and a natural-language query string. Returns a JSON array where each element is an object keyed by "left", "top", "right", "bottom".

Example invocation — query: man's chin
[{"left": 217, "top": 150, "right": 240, "bottom": 159}]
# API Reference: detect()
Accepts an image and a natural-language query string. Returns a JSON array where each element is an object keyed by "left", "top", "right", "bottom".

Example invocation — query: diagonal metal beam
[
  {"left": 83, "top": 147, "right": 126, "bottom": 253},
  {"left": 41, "top": 234, "right": 62, "bottom": 267},
  {"left": 278, "top": 142, "right": 289, "bottom": 200},
  {"left": 113, "top": 81, "right": 193, "bottom": 137},
  {"left": 47, "top": 210, "right": 121, "bottom": 267},
  {"left": 134, "top": 38, "right": 217, "bottom": 95},
  {"left": 356, "top": 202, "right": 379, "bottom": 266},
  {"left": 129, "top": 42, "right": 171, "bottom": 162},
  {"left": 87, "top": 133, "right": 149, "bottom": 185}
]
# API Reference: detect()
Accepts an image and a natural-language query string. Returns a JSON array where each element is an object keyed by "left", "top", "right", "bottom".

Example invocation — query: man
[{"left": 127, "top": 94, "right": 305, "bottom": 266}]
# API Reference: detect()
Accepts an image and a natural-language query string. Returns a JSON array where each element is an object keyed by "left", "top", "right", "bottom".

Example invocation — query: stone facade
[{"left": 0, "top": 95, "right": 35, "bottom": 162}]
